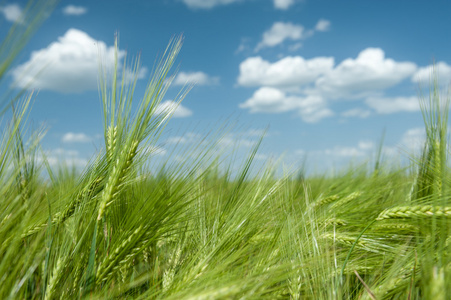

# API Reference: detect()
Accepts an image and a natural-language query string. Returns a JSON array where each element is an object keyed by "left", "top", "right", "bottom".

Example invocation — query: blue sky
[{"left": 1, "top": 0, "right": 451, "bottom": 174}]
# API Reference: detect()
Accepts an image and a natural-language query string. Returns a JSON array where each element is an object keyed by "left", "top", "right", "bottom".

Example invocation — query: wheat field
[{"left": 1, "top": 1, "right": 451, "bottom": 299}]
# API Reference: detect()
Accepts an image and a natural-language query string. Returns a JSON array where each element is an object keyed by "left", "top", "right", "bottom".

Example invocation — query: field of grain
[{"left": 1, "top": 2, "right": 451, "bottom": 299}]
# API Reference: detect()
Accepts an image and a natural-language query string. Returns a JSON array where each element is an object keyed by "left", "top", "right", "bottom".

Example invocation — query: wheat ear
[
  {"left": 22, "top": 175, "right": 104, "bottom": 238},
  {"left": 95, "top": 224, "right": 144, "bottom": 284},
  {"left": 97, "top": 140, "right": 139, "bottom": 221},
  {"left": 377, "top": 205, "right": 451, "bottom": 220},
  {"left": 44, "top": 257, "right": 64, "bottom": 300},
  {"left": 330, "top": 191, "right": 363, "bottom": 209},
  {"left": 312, "top": 194, "right": 340, "bottom": 208},
  {"left": 106, "top": 125, "right": 117, "bottom": 162}
]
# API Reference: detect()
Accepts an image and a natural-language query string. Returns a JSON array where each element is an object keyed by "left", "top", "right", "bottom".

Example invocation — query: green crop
[{"left": 0, "top": 1, "right": 450, "bottom": 299}]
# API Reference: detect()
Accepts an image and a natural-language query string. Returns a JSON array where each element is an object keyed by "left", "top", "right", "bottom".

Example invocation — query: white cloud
[
  {"left": 238, "top": 47, "right": 416, "bottom": 96},
  {"left": 62, "top": 5, "right": 87, "bottom": 16},
  {"left": 62, "top": 132, "right": 91, "bottom": 143},
  {"left": 365, "top": 96, "right": 420, "bottom": 114},
  {"left": 382, "top": 128, "right": 426, "bottom": 159},
  {"left": 288, "top": 42, "right": 302, "bottom": 52},
  {"left": 401, "top": 128, "right": 425, "bottom": 145},
  {"left": 324, "top": 140, "right": 374, "bottom": 157},
  {"left": 173, "top": 71, "right": 219, "bottom": 86},
  {"left": 412, "top": 61, "right": 451, "bottom": 87},
  {"left": 0, "top": 4, "right": 23, "bottom": 23},
  {"left": 219, "top": 135, "right": 255, "bottom": 148},
  {"left": 165, "top": 132, "right": 202, "bottom": 144},
  {"left": 238, "top": 56, "right": 334, "bottom": 88},
  {"left": 358, "top": 140, "right": 374, "bottom": 150},
  {"left": 315, "top": 19, "right": 331, "bottom": 32},
  {"left": 273, "top": 0, "right": 295, "bottom": 10},
  {"left": 182, "top": 0, "right": 241, "bottom": 9},
  {"left": 254, "top": 153, "right": 268, "bottom": 160},
  {"left": 237, "top": 47, "right": 421, "bottom": 122},
  {"left": 156, "top": 100, "right": 193, "bottom": 118},
  {"left": 398, "top": 127, "right": 425, "bottom": 154},
  {"left": 325, "top": 147, "right": 365, "bottom": 157},
  {"left": 255, "top": 22, "right": 307, "bottom": 51},
  {"left": 11, "top": 28, "right": 145, "bottom": 93},
  {"left": 295, "top": 149, "right": 305, "bottom": 156},
  {"left": 245, "top": 129, "right": 268, "bottom": 137},
  {"left": 341, "top": 108, "right": 371, "bottom": 118},
  {"left": 239, "top": 87, "right": 299, "bottom": 113},
  {"left": 315, "top": 48, "right": 417, "bottom": 99},
  {"left": 239, "top": 87, "right": 333, "bottom": 122},
  {"left": 235, "top": 38, "right": 251, "bottom": 54},
  {"left": 41, "top": 148, "right": 88, "bottom": 168},
  {"left": 53, "top": 148, "right": 79, "bottom": 156}
]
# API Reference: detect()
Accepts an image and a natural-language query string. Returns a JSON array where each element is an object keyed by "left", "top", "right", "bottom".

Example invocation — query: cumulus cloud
[
  {"left": 238, "top": 47, "right": 416, "bottom": 96},
  {"left": 240, "top": 87, "right": 298, "bottom": 113},
  {"left": 155, "top": 100, "right": 193, "bottom": 118},
  {"left": 315, "top": 48, "right": 417, "bottom": 99},
  {"left": 0, "top": 4, "right": 23, "bottom": 23},
  {"left": 255, "top": 22, "right": 308, "bottom": 52},
  {"left": 62, "top": 132, "right": 91, "bottom": 143},
  {"left": 237, "top": 47, "right": 421, "bottom": 122},
  {"left": 173, "top": 71, "right": 219, "bottom": 86},
  {"left": 62, "top": 5, "right": 87, "bottom": 16},
  {"left": 182, "top": 0, "right": 241, "bottom": 9},
  {"left": 239, "top": 87, "right": 333, "bottom": 122},
  {"left": 238, "top": 56, "right": 334, "bottom": 88},
  {"left": 315, "top": 19, "right": 331, "bottom": 32},
  {"left": 273, "top": 0, "right": 296, "bottom": 10},
  {"left": 412, "top": 61, "right": 451, "bottom": 87},
  {"left": 11, "top": 28, "right": 146, "bottom": 93},
  {"left": 365, "top": 96, "right": 420, "bottom": 114}
]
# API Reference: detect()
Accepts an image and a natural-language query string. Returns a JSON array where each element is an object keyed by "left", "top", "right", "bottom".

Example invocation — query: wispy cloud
[
  {"left": 324, "top": 143, "right": 372, "bottom": 157},
  {"left": 173, "top": 71, "right": 219, "bottom": 86},
  {"left": 62, "top": 132, "right": 91, "bottom": 143},
  {"left": 365, "top": 96, "right": 420, "bottom": 114},
  {"left": 315, "top": 19, "right": 331, "bottom": 32},
  {"left": 273, "top": 0, "right": 296, "bottom": 10},
  {"left": 155, "top": 100, "right": 193, "bottom": 118},
  {"left": 341, "top": 108, "right": 371, "bottom": 118},
  {"left": 182, "top": 0, "right": 242, "bottom": 9},
  {"left": 62, "top": 5, "right": 88, "bottom": 16},
  {"left": 254, "top": 19, "right": 329, "bottom": 52},
  {"left": 182, "top": 0, "right": 298, "bottom": 10},
  {"left": 255, "top": 22, "right": 309, "bottom": 52},
  {"left": 40, "top": 148, "right": 88, "bottom": 168},
  {"left": 165, "top": 132, "right": 202, "bottom": 144}
]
